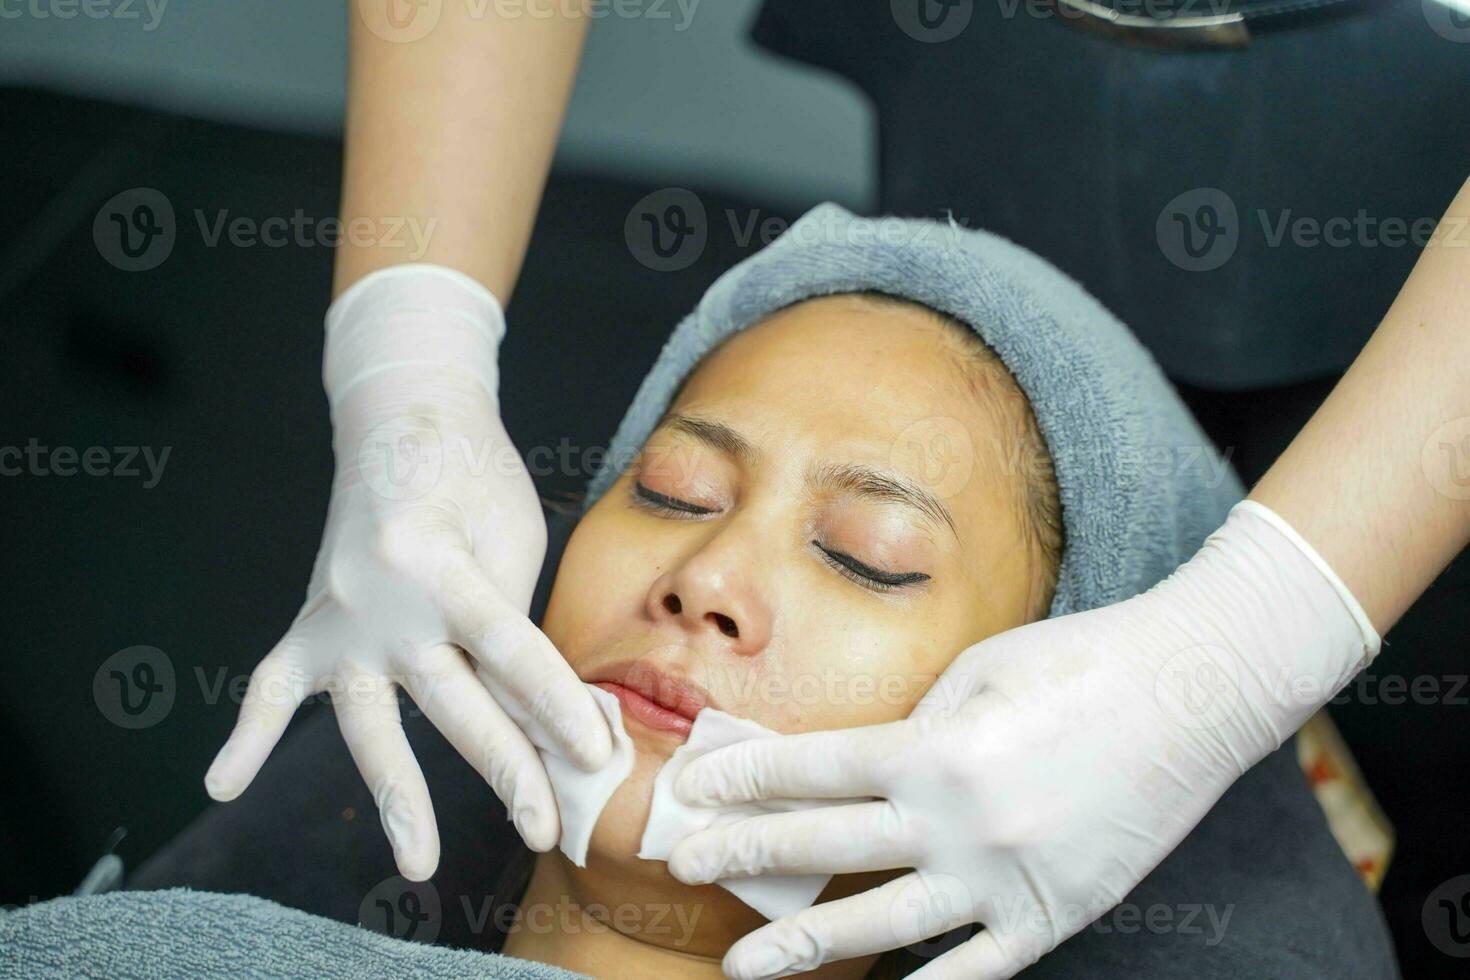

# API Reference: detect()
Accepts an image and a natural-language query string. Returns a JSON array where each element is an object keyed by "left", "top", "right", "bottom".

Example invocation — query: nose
[{"left": 645, "top": 532, "right": 773, "bottom": 657}]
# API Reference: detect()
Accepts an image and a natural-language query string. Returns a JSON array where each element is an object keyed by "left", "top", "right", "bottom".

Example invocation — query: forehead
[
  {"left": 664, "top": 296, "right": 1024, "bottom": 536},
  {"left": 676, "top": 295, "right": 967, "bottom": 412}
]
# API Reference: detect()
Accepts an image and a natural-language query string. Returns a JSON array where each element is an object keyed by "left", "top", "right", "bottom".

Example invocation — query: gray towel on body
[{"left": 0, "top": 887, "right": 588, "bottom": 980}]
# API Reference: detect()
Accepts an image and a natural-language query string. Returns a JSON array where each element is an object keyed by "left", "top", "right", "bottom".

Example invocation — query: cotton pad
[
  {"left": 639, "top": 708, "right": 865, "bottom": 921},
  {"left": 482, "top": 671, "right": 857, "bottom": 915},
  {"left": 475, "top": 673, "right": 636, "bottom": 868},
  {"left": 541, "top": 684, "right": 638, "bottom": 867}
]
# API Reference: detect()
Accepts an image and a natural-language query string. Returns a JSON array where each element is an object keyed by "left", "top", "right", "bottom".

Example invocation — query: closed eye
[
  {"left": 813, "top": 542, "right": 930, "bottom": 593},
  {"left": 631, "top": 481, "right": 715, "bottom": 517}
]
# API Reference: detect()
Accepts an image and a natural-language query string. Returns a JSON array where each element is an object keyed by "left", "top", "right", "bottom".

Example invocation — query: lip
[{"left": 589, "top": 660, "right": 716, "bottom": 739}]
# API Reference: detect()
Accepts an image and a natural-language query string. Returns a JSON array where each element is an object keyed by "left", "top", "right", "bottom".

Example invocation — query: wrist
[
  {"left": 1159, "top": 500, "right": 1381, "bottom": 756},
  {"left": 323, "top": 263, "right": 506, "bottom": 404}
]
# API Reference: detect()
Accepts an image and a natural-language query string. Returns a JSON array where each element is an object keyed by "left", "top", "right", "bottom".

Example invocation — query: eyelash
[
  {"left": 631, "top": 481, "right": 714, "bottom": 517},
  {"left": 630, "top": 481, "right": 930, "bottom": 594},
  {"left": 814, "top": 544, "right": 930, "bottom": 593}
]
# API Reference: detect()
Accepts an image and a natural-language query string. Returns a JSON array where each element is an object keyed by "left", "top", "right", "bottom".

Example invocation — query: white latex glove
[
  {"left": 665, "top": 500, "right": 1381, "bottom": 979},
  {"left": 204, "top": 263, "right": 612, "bottom": 879}
]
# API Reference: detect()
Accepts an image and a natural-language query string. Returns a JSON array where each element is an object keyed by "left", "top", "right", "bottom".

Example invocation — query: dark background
[{"left": 3, "top": 7, "right": 1470, "bottom": 971}]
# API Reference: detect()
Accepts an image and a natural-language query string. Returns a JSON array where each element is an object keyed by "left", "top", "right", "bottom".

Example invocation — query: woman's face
[{"left": 537, "top": 294, "right": 1044, "bottom": 948}]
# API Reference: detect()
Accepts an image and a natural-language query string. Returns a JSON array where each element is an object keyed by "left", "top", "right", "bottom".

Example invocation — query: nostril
[
  {"left": 709, "top": 613, "right": 739, "bottom": 638},
  {"left": 663, "top": 594, "right": 682, "bottom": 615}
]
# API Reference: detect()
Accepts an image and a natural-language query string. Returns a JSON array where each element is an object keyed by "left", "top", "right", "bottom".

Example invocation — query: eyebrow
[
  {"left": 664, "top": 412, "right": 756, "bottom": 462},
  {"left": 656, "top": 412, "right": 958, "bottom": 539},
  {"left": 807, "top": 461, "right": 958, "bottom": 540}
]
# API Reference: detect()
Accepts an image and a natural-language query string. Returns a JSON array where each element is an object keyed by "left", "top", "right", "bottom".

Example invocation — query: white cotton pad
[
  {"left": 474, "top": 672, "right": 636, "bottom": 868},
  {"left": 480, "top": 672, "right": 852, "bottom": 912},
  {"left": 639, "top": 708, "right": 854, "bottom": 921},
  {"left": 542, "top": 684, "right": 637, "bottom": 867}
]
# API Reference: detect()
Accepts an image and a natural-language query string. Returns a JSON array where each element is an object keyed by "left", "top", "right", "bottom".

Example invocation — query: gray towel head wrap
[{"left": 587, "top": 203, "right": 1242, "bottom": 617}]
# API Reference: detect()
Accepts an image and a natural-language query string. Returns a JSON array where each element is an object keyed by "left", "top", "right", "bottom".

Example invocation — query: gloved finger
[
  {"left": 907, "top": 926, "right": 1037, "bottom": 980},
  {"left": 398, "top": 643, "right": 560, "bottom": 852},
  {"left": 667, "top": 801, "right": 917, "bottom": 883},
  {"left": 334, "top": 665, "right": 440, "bottom": 881},
  {"left": 722, "top": 872, "right": 967, "bottom": 980},
  {"left": 203, "top": 640, "right": 314, "bottom": 801},
  {"left": 674, "top": 722, "right": 905, "bottom": 807},
  {"left": 430, "top": 546, "right": 611, "bottom": 771}
]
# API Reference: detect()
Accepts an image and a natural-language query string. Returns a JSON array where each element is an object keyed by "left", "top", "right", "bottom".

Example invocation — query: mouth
[{"left": 588, "top": 660, "right": 715, "bottom": 739}]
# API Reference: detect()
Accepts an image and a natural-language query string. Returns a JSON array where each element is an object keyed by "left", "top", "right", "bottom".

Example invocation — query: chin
[{"left": 581, "top": 738, "right": 665, "bottom": 868}]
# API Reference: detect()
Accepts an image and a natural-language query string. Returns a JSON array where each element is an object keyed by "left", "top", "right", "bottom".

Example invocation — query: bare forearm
[
  {"left": 1251, "top": 176, "right": 1470, "bottom": 634},
  {"left": 334, "top": 3, "right": 589, "bottom": 302}
]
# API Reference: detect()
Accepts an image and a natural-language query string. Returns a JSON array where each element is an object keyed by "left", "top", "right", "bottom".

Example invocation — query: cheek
[
  {"left": 540, "top": 509, "right": 661, "bottom": 671},
  {"left": 754, "top": 602, "right": 955, "bottom": 733}
]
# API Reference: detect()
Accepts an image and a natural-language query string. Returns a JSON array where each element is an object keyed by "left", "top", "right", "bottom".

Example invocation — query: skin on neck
[{"left": 503, "top": 851, "right": 882, "bottom": 980}]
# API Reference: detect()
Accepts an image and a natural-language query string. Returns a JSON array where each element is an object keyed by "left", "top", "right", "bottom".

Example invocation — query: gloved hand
[
  {"left": 666, "top": 500, "right": 1381, "bottom": 979},
  {"left": 204, "top": 264, "right": 612, "bottom": 880}
]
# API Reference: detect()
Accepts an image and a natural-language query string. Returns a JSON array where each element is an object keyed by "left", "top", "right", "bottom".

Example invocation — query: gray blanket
[{"left": 0, "top": 888, "right": 587, "bottom": 979}]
